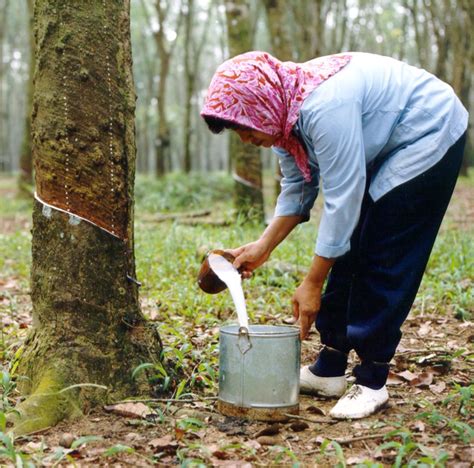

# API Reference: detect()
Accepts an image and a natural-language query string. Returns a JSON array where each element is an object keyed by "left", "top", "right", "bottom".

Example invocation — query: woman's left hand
[{"left": 292, "top": 279, "right": 322, "bottom": 340}]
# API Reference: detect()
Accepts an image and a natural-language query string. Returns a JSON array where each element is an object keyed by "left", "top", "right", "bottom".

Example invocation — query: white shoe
[
  {"left": 329, "top": 384, "right": 389, "bottom": 419},
  {"left": 299, "top": 366, "right": 347, "bottom": 397}
]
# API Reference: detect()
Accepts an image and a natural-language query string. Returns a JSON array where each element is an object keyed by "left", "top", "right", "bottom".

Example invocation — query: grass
[{"left": 0, "top": 171, "right": 473, "bottom": 465}]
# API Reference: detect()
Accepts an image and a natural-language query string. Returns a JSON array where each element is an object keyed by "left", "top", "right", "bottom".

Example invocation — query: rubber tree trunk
[
  {"left": 0, "top": 0, "right": 9, "bottom": 170},
  {"left": 11, "top": 0, "right": 161, "bottom": 436},
  {"left": 18, "top": 0, "right": 35, "bottom": 197},
  {"left": 263, "top": 0, "right": 293, "bottom": 203},
  {"left": 225, "top": 0, "right": 264, "bottom": 223},
  {"left": 148, "top": 0, "right": 177, "bottom": 177},
  {"left": 183, "top": 0, "right": 194, "bottom": 174},
  {"left": 154, "top": 26, "right": 172, "bottom": 177}
]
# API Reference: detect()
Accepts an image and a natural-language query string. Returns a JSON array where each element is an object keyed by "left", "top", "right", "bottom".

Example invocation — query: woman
[{"left": 200, "top": 51, "right": 468, "bottom": 419}]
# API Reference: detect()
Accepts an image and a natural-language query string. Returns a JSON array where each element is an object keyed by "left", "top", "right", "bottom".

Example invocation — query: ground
[{"left": 0, "top": 173, "right": 472, "bottom": 466}]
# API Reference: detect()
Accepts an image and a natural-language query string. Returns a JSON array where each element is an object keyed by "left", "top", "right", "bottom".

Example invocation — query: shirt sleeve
[
  {"left": 273, "top": 146, "right": 319, "bottom": 222},
  {"left": 301, "top": 100, "right": 366, "bottom": 258}
]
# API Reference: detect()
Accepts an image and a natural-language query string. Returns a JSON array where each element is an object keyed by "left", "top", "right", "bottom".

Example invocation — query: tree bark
[
  {"left": 409, "top": 0, "right": 429, "bottom": 69},
  {"left": 453, "top": 0, "right": 472, "bottom": 175},
  {"left": 11, "top": 0, "right": 161, "bottom": 435},
  {"left": 0, "top": 0, "right": 9, "bottom": 170},
  {"left": 262, "top": 0, "right": 293, "bottom": 61},
  {"left": 183, "top": 0, "right": 213, "bottom": 173},
  {"left": 18, "top": 0, "right": 35, "bottom": 196},
  {"left": 150, "top": 0, "right": 180, "bottom": 177},
  {"left": 225, "top": 0, "right": 264, "bottom": 223},
  {"left": 262, "top": 0, "right": 292, "bottom": 202}
]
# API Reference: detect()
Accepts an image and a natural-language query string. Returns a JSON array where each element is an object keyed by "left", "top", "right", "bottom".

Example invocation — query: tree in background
[
  {"left": 262, "top": 0, "right": 292, "bottom": 201},
  {"left": 0, "top": 0, "right": 9, "bottom": 171},
  {"left": 182, "top": 0, "right": 213, "bottom": 173},
  {"left": 17, "top": 0, "right": 34, "bottom": 197},
  {"left": 408, "top": 0, "right": 472, "bottom": 173},
  {"left": 225, "top": 0, "right": 264, "bottom": 223},
  {"left": 146, "top": 0, "right": 183, "bottom": 176},
  {"left": 11, "top": 0, "right": 161, "bottom": 435},
  {"left": 0, "top": 0, "right": 472, "bottom": 178},
  {"left": 262, "top": 0, "right": 293, "bottom": 61}
]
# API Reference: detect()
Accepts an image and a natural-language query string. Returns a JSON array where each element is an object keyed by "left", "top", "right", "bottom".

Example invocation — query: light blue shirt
[{"left": 273, "top": 52, "right": 468, "bottom": 258}]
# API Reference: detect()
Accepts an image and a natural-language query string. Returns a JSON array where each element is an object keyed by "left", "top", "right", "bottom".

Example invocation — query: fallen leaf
[
  {"left": 289, "top": 421, "right": 309, "bottom": 432},
  {"left": 387, "top": 371, "right": 404, "bottom": 385},
  {"left": 418, "top": 321, "right": 432, "bottom": 337},
  {"left": 216, "top": 419, "right": 248, "bottom": 435},
  {"left": 396, "top": 370, "right": 418, "bottom": 381},
  {"left": 23, "top": 441, "right": 45, "bottom": 453},
  {"left": 313, "top": 436, "right": 326, "bottom": 445},
  {"left": 0, "top": 278, "right": 21, "bottom": 290},
  {"left": 211, "top": 448, "right": 230, "bottom": 460},
  {"left": 411, "top": 420, "right": 425, "bottom": 432},
  {"left": 175, "top": 427, "right": 186, "bottom": 441},
  {"left": 244, "top": 440, "right": 261, "bottom": 451},
  {"left": 306, "top": 405, "right": 326, "bottom": 415},
  {"left": 456, "top": 447, "right": 474, "bottom": 462},
  {"left": 429, "top": 381, "right": 446, "bottom": 394},
  {"left": 104, "top": 402, "right": 155, "bottom": 419},
  {"left": 256, "top": 435, "right": 282, "bottom": 446},
  {"left": 453, "top": 373, "right": 471, "bottom": 385},
  {"left": 254, "top": 423, "right": 280, "bottom": 438},
  {"left": 409, "top": 371, "right": 433, "bottom": 387},
  {"left": 149, "top": 435, "right": 178, "bottom": 452},
  {"left": 124, "top": 432, "right": 140, "bottom": 442}
]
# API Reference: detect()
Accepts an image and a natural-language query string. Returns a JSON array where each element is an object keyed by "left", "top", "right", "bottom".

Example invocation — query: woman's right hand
[{"left": 226, "top": 239, "right": 271, "bottom": 278}]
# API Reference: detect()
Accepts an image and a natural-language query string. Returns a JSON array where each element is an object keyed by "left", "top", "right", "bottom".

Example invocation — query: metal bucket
[{"left": 218, "top": 324, "right": 300, "bottom": 421}]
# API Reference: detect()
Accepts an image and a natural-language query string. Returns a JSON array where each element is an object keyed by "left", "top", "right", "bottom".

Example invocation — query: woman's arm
[
  {"left": 293, "top": 254, "right": 336, "bottom": 339},
  {"left": 230, "top": 215, "right": 304, "bottom": 273},
  {"left": 229, "top": 146, "right": 319, "bottom": 273}
]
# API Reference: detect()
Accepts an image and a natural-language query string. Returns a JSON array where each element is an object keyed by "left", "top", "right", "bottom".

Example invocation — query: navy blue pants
[{"left": 310, "top": 133, "right": 466, "bottom": 389}]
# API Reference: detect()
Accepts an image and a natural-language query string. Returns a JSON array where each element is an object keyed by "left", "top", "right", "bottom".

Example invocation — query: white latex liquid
[{"left": 208, "top": 253, "right": 249, "bottom": 329}]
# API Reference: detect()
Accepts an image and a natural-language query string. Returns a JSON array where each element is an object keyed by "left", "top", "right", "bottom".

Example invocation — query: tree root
[{"left": 9, "top": 368, "right": 82, "bottom": 436}]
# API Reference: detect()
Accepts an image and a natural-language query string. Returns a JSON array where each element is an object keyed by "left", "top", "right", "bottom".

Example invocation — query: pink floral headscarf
[{"left": 201, "top": 51, "right": 351, "bottom": 181}]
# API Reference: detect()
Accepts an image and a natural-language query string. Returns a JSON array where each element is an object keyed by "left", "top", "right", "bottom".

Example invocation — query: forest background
[{"left": 1, "top": 0, "right": 473, "bottom": 195}]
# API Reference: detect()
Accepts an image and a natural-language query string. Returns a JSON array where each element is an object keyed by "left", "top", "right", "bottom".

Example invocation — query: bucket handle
[{"left": 237, "top": 326, "right": 252, "bottom": 355}]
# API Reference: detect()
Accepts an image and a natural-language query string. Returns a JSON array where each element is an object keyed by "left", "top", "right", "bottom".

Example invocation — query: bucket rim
[{"left": 219, "top": 324, "right": 300, "bottom": 337}]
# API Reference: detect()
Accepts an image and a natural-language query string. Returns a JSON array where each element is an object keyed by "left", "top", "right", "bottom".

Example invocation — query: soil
[
  {"left": 13, "top": 312, "right": 470, "bottom": 466},
  {"left": 1, "top": 178, "right": 473, "bottom": 466}
]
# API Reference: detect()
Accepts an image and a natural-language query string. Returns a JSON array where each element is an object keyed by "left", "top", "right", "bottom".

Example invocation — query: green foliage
[
  {"left": 45, "top": 435, "right": 104, "bottom": 465},
  {"left": 0, "top": 173, "right": 473, "bottom": 465},
  {"left": 71, "top": 435, "right": 103, "bottom": 449},
  {"left": 320, "top": 439, "right": 347, "bottom": 467},
  {"left": 1, "top": 370, "right": 16, "bottom": 412},
  {"left": 270, "top": 445, "right": 301, "bottom": 466},
  {"left": 442, "top": 383, "right": 473, "bottom": 417},
  {"left": 376, "top": 427, "right": 449, "bottom": 467},
  {"left": 135, "top": 173, "right": 234, "bottom": 213},
  {"left": 417, "top": 399, "right": 474, "bottom": 444},
  {"left": 176, "top": 417, "right": 205, "bottom": 433},
  {"left": 103, "top": 444, "right": 135, "bottom": 457},
  {"left": 418, "top": 229, "right": 474, "bottom": 320},
  {"left": 0, "top": 432, "right": 34, "bottom": 467}
]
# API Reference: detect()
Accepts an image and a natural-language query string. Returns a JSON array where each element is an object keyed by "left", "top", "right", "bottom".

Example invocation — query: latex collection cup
[{"left": 197, "top": 249, "right": 237, "bottom": 294}]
